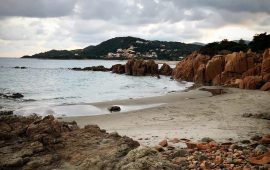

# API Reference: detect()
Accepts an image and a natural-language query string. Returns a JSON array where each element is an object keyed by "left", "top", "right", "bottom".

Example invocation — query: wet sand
[{"left": 62, "top": 87, "right": 270, "bottom": 146}]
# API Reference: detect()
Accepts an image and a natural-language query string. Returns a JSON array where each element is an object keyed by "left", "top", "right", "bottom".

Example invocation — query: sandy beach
[{"left": 62, "top": 87, "right": 270, "bottom": 146}]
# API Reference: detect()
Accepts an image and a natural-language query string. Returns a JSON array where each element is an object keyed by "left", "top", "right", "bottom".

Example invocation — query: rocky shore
[
  {"left": 70, "top": 59, "right": 173, "bottom": 77},
  {"left": 1, "top": 112, "right": 269, "bottom": 170},
  {"left": 172, "top": 48, "right": 270, "bottom": 91},
  {"left": 70, "top": 48, "right": 270, "bottom": 91}
]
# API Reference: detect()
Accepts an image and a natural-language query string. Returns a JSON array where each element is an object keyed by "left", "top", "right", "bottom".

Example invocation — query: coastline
[{"left": 62, "top": 87, "right": 270, "bottom": 146}]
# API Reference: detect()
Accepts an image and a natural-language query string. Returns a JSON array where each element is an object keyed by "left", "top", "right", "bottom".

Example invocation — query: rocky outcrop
[
  {"left": 239, "top": 76, "right": 264, "bottom": 90},
  {"left": 111, "top": 64, "right": 125, "bottom": 74},
  {"left": 146, "top": 60, "right": 159, "bottom": 75},
  {"left": 262, "top": 48, "right": 270, "bottom": 76},
  {"left": 1, "top": 114, "right": 270, "bottom": 169},
  {"left": 224, "top": 51, "right": 254, "bottom": 74},
  {"left": 71, "top": 65, "right": 110, "bottom": 71},
  {"left": 261, "top": 82, "right": 270, "bottom": 91},
  {"left": 193, "top": 54, "right": 210, "bottom": 84},
  {"left": 205, "top": 55, "right": 225, "bottom": 84},
  {"left": 173, "top": 52, "right": 210, "bottom": 84},
  {"left": 173, "top": 48, "right": 270, "bottom": 90},
  {"left": 125, "top": 59, "right": 159, "bottom": 76},
  {"left": 159, "top": 63, "right": 172, "bottom": 76},
  {"left": 212, "top": 72, "right": 242, "bottom": 86},
  {"left": 1, "top": 114, "right": 187, "bottom": 169},
  {"left": 125, "top": 59, "right": 134, "bottom": 75},
  {"left": 70, "top": 60, "right": 166, "bottom": 77},
  {"left": 0, "top": 92, "right": 24, "bottom": 99},
  {"left": 173, "top": 52, "right": 196, "bottom": 82}
]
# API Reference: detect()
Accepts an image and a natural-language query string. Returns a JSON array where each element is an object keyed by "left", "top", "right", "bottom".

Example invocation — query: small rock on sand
[{"left": 108, "top": 106, "right": 121, "bottom": 112}]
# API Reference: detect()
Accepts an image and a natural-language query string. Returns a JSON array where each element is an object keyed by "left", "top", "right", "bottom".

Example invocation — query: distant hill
[
  {"left": 191, "top": 42, "right": 206, "bottom": 46},
  {"left": 22, "top": 36, "right": 202, "bottom": 60},
  {"left": 233, "top": 40, "right": 251, "bottom": 45}
]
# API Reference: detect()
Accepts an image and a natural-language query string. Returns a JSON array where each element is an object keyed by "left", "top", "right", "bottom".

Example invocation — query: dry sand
[{"left": 62, "top": 87, "right": 270, "bottom": 146}]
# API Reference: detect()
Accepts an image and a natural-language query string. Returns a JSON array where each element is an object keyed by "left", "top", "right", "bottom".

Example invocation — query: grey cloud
[
  {"left": 169, "top": 0, "right": 270, "bottom": 14},
  {"left": 75, "top": 0, "right": 186, "bottom": 25},
  {"left": 0, "top": 0, "right": 76, "bottom": 18},
  {"left": 0, "top": 0, "right": 269, "bottom": 57},
  {"left": 75, "top": 0, "right": 270, "bottom": 25}
]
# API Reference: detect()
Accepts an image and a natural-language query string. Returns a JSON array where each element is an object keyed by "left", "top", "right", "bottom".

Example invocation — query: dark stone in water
[
  {"left": 14, "top": 66, "right": 27, "bottom": 69},
  {"left": 108, "top": 106, "right": 121, "bottom": 112},
  {"left": 71, "top": 65, "right": 110, "bottom": 72},
  {"left": 11, "top": 93, "right": 24, "bottom": 98},
  {"left": 0, "top": 93, "right": 24, "bottom": 99}
]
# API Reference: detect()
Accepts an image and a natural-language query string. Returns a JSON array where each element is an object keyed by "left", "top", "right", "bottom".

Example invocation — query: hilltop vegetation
[
  {"left": 22, "top": 36, "right": 201, "bottom": 60},
  {"left": 200, "top": 32, "right": 270, "bottom": 56}
]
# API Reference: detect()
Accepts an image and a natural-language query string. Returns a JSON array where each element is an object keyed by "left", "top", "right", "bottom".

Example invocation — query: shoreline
[{"left": 62, "top": 87, "right": 270, "bottom": 146}]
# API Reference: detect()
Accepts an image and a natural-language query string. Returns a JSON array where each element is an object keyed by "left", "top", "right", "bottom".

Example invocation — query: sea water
[{"left": 0, "top": 58, "right": 193, "bottom": 116}]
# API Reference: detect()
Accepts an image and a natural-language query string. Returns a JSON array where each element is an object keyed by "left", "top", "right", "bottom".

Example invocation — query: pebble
[
  {"left": 201, "top": 137, "right": 214, "bottom": 143},
  {"left": 187, "top": 156, "right": 194, "bottom": 161},
  {"left": 173, "top": 149, "right": 188, "bottom": 157},
  {"left": 167, "top": 146, "right": 175, "bottom": 150},
  {"left": 241, "top": 140, "right": 251, "bottom": 144},
  {"left": 230, "top": 144, "right": 241, "bottom": 150},
  {"left": 254, "top": 144, "right": 268, "bottom": 156},
  {"left": 226, "top": 157, "right": 233, "bottom": 164},
  {"left": 172, "top": 157, "right": 187, "bottom": 165},
  {"left": 214, "top": 156, "right": 223, "bottom": 164},
  {"left": 159, "top": 139, "right": 168, "bottom": 147},
  {"left": 251, "top": 135, "right": 262, "bottom": 141},
  {"left": 197, "top": 154, "right": 208, "bottom": 161},
  {"left": 154, "top": 145, "right": 164, "bottom": 152}
]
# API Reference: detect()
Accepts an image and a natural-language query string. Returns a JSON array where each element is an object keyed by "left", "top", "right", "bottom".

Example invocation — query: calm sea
[{"left": 0, "top": 58, "right": 193, "bottom": 116}]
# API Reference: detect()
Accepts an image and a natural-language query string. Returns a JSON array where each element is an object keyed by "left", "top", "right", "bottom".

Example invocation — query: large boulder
[
  {"left": 125, "top": 59, "right": 135, "bottom": 75},
  {"left": 159, "top": 63, "right": 173, "bottom": 76},
  {"left": 125, "top": 59, "right": 159, "bottom": 76},
  {"left": 205, "top": 55, "right": 225, "bottom": 84},
  {"left": 260, "top": 82, "right": 270, "bottom": 91},
  {"left": 193, "top": 54, "right": 210, "bottom": 73},
  {"left": 111, "top": 64, "right": 125, "bottom": 74},
  {"left": 26, "top": 115, "right": 62, "bottom": 141},
  {"left": 194, "top": 64, "right": 206, "bottom": 84},
  {"left": 132, "top": 60, "right": 147, "bottom": 76},
  {"left": 173, "top": 52, "right": 196, "bottom": 81},
  {"left": 173, "top": 52, "right": 209, "bottom": 83},
  {"left": 145, "top": 60, "right": 159, "bottom": 76},
  {"left": 243, "top": 65, "right": 261, "bottom": 77},
  {"left": 262, "top": 48, "right": 270, "bottom": 76},
  {"left": 193, "top": 54, "right": 210, "bottom": 84},
  {"left": 224, "top": 52, "right": 255, "bottom": 74},
  {"left": 239, "top": 76, "right": 264, "bottom": 89},
  {"left": 263, "top": 73, "right": 270, "bottom": 82},
  {"left": 212, "top": 72, "right": 242, "bottom": 86}
]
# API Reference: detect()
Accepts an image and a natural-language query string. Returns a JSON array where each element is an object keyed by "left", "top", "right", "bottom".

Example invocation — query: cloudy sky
[{"left": 0, "top": 0, "right": 269, "bottom": 57}]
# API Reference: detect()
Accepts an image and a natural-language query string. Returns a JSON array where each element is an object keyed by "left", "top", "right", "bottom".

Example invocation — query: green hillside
[{"left": 22, "top": 36, "right": 202, "bottom": 60}]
